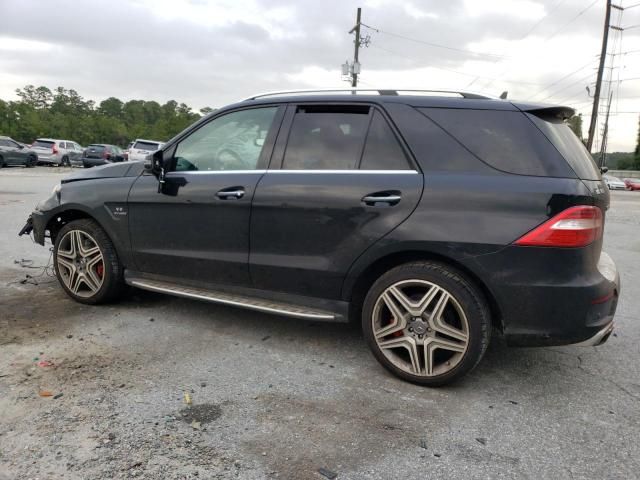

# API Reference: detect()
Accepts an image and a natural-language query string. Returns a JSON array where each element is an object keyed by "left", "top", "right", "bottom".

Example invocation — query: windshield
[
  {"left": 32, "top": 140, "right": 55, "bottom": 148},
  {"left": 133, "top": 141, "right": 160, "bottom": 151}
]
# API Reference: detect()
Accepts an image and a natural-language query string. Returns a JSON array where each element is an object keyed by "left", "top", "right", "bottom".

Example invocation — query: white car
[
  {"left": 603, "top": 174, "right": 627, "bottom": 190},
  {"left": 128, "top": 139, "right": 164, "bottom": 162},
  {"left": 30, "top": 138, "right": 83, "bottom": 166}
]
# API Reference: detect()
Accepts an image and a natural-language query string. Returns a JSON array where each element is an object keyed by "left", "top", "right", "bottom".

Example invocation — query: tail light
[
  {"left": 103, "top": 150, "right": 109, "bottom": 159},
  {"left": 52, "top": 145, "right": 58, "bottom": 154},
  {"left": 514, "top": 206, "right": 603, "bottom": 248}
]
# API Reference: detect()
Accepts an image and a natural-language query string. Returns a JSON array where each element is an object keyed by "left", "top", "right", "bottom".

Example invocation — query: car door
[
  {"left": 0, "top": 139, "right": 15, "bottom": 163},
  {"left": 128, "top": 105, "right": 284, "bottom": 287},
  {"left": 249, "top": 104, "right": 424, "bottom": 300}
]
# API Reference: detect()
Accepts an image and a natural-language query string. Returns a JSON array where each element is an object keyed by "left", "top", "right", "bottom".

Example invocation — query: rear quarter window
[{"left": 420, "top": 108, "right": 575, "bottom": 178}]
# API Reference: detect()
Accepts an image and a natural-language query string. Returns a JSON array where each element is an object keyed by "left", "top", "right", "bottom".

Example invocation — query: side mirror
[
  {"left": 18, "top": 144, "right": 24, "bottom": 149},
  {"left": 600, "top": 166, "right": 609, "bottom": 174},
  {"left": 150, "top": 150, "right": 166, "bottom": 193}
]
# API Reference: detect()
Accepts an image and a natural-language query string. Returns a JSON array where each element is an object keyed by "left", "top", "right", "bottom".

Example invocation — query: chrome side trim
[
  {"left": 166, "top": 170, "right": 266, "bottom": 175},
  {"left": 269, "top": 170, "right": 419, "bottom": 174},
  {"left": 128, "top": 279, "right": 336, "bottom": 320},
  {"left": 165, "top": 169, "right": 418, "bottom": 175},
  {"left": 573, "top": 322, "right": 615, "bottom": 347}
]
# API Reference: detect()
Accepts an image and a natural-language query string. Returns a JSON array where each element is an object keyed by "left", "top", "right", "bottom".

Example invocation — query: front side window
[
  {"left": 174, "top": 107, "right": 277, "bottom": 171},
  {"left": 282, "top": 107, "right": 369, "bottom": 170}
]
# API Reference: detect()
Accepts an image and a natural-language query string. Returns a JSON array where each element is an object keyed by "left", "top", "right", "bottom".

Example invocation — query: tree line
[{"left": 0, "top": 85, "right": 215, "bottom": 147}]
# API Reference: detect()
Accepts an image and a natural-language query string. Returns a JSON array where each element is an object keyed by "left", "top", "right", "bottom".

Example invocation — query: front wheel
[
  {"left": 362, "top": 261, "right": 491, "bottom": 387},
  {"left": 53, "top": 219, "right": 124, "bottom": 304},
  {"left": 26, "top": 155, "right": 37, "bottom": 168}
]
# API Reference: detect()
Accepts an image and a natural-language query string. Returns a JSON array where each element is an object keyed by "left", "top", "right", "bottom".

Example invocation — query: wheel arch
[
  {"left": 46, "top": 207, "right": 105, "bottom": 245},
  {"left": 345, "top": 249, "right": 503, "bottom": 332}
]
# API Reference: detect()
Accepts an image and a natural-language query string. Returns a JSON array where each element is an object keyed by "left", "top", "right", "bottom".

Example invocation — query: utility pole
[
  {"left": 343, "top": 8, "right": 369, "bottom": 87},
  {"left": 351, "top": 8, "right": 362, "bottom": 87},
  {"left": 586, "top": 0, "right": 613, "bottom": 152},
  {"left": 599, "top": 91, "right": 614, "bottom": 167}
]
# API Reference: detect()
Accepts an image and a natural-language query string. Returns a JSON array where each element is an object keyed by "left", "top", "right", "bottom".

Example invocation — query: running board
[{"left": 126, "top": 278, "right": 336, "bottom": 321}]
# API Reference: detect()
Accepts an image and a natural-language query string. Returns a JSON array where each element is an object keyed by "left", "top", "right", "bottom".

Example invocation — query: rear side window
[
  {"left": 283, "top": 107, "right": 369, "bottom": 170},
  {"left": 134, "top": 141, "right": 160, "bottom": 151},
  {"left": 421, "top": 108, "right": 574, "bottom": 177},
  {"left": 360, "top": 111, "right": 411, "bottom": 170},
  {"left": 33, "top": 140, "right": 54, "bottom": 148},
  {"left": 527, "top": 113, "right": 601, "bottom": 180}
]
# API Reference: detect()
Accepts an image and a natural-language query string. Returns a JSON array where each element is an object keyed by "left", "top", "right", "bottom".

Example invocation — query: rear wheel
[
  {"left": 53, "top": 219, "right": 124, "bottom": 304},
  {"left": 0, "top": 155, "right": 5, "bottom": 168},
  {"left": 362, "top": 261, "right": 491, "bottom": 387},
  {"left": 61, "top": 156, "right": 70, "bottom": 167}
]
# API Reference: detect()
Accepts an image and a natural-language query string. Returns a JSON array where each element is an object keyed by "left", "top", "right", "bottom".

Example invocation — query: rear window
[
  {"left": 87, "top": 144, "right": 106, "bottom": 151},
  {"left": 420, "top": 108, "right": 574, "bottom": 178},
  {"left": 527, "top": 113, "right": 601, "bottom": 180},
  {"left": 33, "top": 140, "right": 55, "bottom": 148},
  {"left": 133, "top": 141, "right": 160, "bottom": 151}
]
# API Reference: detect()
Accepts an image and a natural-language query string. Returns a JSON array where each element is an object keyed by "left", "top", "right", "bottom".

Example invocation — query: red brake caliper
[{"left": 96, "top": 262, "right": 104, "bottom": 278}]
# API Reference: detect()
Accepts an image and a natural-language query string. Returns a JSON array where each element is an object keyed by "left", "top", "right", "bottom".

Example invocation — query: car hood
[{"left": 61, "top": 161, "right": 146, "bottom": 184}]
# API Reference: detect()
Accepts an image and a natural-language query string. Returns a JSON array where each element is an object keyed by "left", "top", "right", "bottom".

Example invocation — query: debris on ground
[
  {"left": 190, "top": 421, "right": 202, "bottom": 430},
  {"left": 179, "top": 403, "right": 222, "bottom": 426},
  {"left": 318, "top": 467, "right": 338, "bottom": 479},
  {"left": 476, "top": 437, "right": 487, "bottom": 445},
  {"left": 38, "top": 390, "right": 53, "bottom": 397},
  {"left": 37, "top": 360, "right": 55, "bottom": 368},
  {"left": 184, "top": 391, "right": 192, "bottom": 405},
  {"left": 53, "top": 393, "right": 63, "bottom": 399},
  {"left": 419, "top": 438, "right": 428, "bottom": 449}
]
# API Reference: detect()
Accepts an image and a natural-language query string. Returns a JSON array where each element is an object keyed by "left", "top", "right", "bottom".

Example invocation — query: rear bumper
[
  {"left": 573, "top": 321, "right": 615, "bottom": 346},
  {"left": 468, "top": 246, "right": 620, "bottom": 347}
]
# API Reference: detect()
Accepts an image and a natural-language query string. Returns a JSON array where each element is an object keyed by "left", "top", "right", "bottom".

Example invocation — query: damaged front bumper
[
  {"left": 18, "top": 210, "right": 49, "bottom": 245},
  {"left": 18, "top": 214, "right": 34, "bottom": 237}
]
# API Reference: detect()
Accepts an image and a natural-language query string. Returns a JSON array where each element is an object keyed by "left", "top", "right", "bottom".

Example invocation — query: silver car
[
  {"left": 603, "top": 174, "right": 627, "bottom": 190},
  {"left": 128, "top": 139, "right": 164, "bottom": 162},
  {"left": 31, "top": 138, "right": 83, "bottom": 166}
]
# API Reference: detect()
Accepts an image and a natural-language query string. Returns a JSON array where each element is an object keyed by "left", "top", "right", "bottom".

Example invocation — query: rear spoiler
[{"left": 512, "top": 102, "right": 576, "bottom": 120}]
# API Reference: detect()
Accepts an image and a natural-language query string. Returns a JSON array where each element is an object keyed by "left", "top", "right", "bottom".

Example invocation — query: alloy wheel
[
  {"left": 56, "top": 230, "right": 105, "bottom": 298},
  {"left": 372, "top": 279, "right": 469, "bottom": 377}
]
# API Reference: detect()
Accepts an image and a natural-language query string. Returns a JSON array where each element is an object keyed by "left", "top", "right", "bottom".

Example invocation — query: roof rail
[{"left": 243, "top": 88, "right": 493, "bottom": 101}]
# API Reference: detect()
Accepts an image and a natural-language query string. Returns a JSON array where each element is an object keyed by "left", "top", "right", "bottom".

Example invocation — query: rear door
[{"left": 249, "top": 104, "right": 423, "bottom": 299}]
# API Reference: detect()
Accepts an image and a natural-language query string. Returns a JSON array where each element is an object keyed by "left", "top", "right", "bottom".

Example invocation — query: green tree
[
  {"left": 567, "top": 114, "right": 583, "bottom": 141},
  {"left": 2, "top": 85, "right": 207, "bottom": 147}
]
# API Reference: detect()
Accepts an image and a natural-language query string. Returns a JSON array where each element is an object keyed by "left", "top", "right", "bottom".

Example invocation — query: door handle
[
  {"left": 216, "top": 189, "right": 245, "bottom": 200},
  {"left": 362, "top": 193, "right": 402, "bottom": 205}
]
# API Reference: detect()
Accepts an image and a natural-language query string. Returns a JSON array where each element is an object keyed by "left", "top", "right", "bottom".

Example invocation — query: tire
[
  {"left": 0, "top": 155, "right": 5, "bottom": 168},
  {"left": 26, "top": 155, "right": 36, "bottom": 168},
  {"left": 61, "top": 156, "right": 70, "bottom": 167},
  {"left": 362, "top": 261, "right": 491, "bottom": 387},
  {"left": 53, "top": 219, "right": 124, "bottom": 305}
]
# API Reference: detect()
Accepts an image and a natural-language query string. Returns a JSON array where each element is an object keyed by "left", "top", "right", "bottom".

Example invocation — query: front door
[
  {"left": 128, "top": 105, "right": 283, "bottom": 287},
  {"left": 249, "top": 104, "right": 423, "bottom": 300}
]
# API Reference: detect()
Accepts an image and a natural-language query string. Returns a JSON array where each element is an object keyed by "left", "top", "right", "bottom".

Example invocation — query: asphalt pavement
[{"left": 1, "top": 166, "right": 638, "bottom": 480}]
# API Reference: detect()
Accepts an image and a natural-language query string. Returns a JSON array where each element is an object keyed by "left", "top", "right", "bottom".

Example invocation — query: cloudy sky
[{"left": 1, "top": 0, "right": 638, "bottom": 151}]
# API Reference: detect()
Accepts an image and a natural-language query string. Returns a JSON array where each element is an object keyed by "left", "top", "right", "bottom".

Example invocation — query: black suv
[{"left": 19, "top": 89, "right": 620, "bottom": 386}]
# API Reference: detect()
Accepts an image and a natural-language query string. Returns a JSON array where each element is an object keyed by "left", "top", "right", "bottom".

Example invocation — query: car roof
[{"left": 228, "top": 89, "right": 574, "bottom": 116}]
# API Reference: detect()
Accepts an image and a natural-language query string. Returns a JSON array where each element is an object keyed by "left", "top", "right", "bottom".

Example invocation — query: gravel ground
[{"left": 1, "top": 166, "right": 639, "bottom": 480}]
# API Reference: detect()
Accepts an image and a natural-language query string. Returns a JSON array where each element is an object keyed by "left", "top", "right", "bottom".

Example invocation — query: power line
[
  {"left": 361, "top": 23, "right": 508, "bottom": 59},
  {"left": 530, "top": 58, "right": 598, "bottom": 99},
  {"left": 478, "top": 0, "right": 568, "bottom": 89},
  {"left": 544, "top": 0, "right": 601, "bottom": 44},
  {"left": 368, "top": 44, "right": 545, "bottom": 85},
  {"left": 540, "top": 71, "right": 597, "bottom": 102}
]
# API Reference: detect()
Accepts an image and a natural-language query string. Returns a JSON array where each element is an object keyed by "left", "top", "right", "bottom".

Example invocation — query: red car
[{"left": 624, "top": 178, "right": 640, "bottom": 191}]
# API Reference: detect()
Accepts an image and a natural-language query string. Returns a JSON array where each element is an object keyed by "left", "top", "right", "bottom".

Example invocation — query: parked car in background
[
  {"left": 82, "top": 144, "right": 125, "bottom": 168},
  {"left": 624, "top": 178, "right": 640, "bottom": 191},
  {"left": 31, "top": 138, "right": 83, "bottom": 166},
  {"left": 0, "top": 135, "right": 38, "bottom": 167},
  {"left": 19, "top": 88, "right": 620, "bottom": 386},
  {"left": 603, "top": 174, "right": 627, "bottom": 190},
  {"left": 123, "top": 141, "right": 134, "bottom": 161},
  {"left": 127, "top": 139, "right": 164, "bottom": 162}
]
